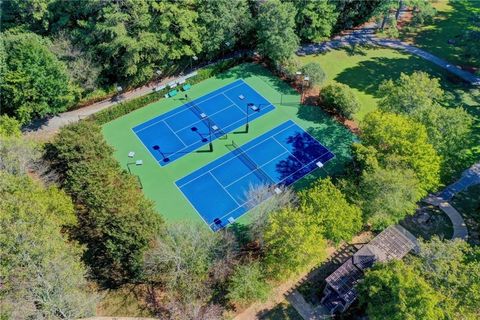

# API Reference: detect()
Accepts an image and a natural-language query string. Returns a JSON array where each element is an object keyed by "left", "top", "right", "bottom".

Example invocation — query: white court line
[
  {"left": 213, "top": 149, "right": 335, "bottom": 226},
  {"left": 272, "top": 135, "right": 303, "bottom": 165},
  {"left": 169, "top": 103, "right": 236, "bottom": 135},
  {"left": 174, "top": 180, "right": 214, "bottom": 232},
  {"left": 222, "top": 93, "right": 247, "bottom": 115},
  {"left": 223, "top": 150, "right": 289, "bottom": 189},
  {"left": 157, "top": 103, "right": 274, "bottom": 164},
  {"left": 163, "top": 120, "right": 187, "bottom": 147},
  {"left": 177, "top": 121, "right": 336, "bottom": 228},
  {"left": 176, "top": 121, "right": 298, "bottom": 188},
  {"left": 209, "top": 172, "right": 241, "bottom": 206},
  {"left": 134, "top": 80, "right": 245, "bottom": 133}
]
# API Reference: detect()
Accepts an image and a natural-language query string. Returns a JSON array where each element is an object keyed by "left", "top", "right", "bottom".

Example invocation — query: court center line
[
  {"left": 163, "top": 120, "right": 187, "bottom": 147},
  {"left": 133, "top": 80, "right": 246, "bottom": 134},
  {"left": 176, "top": 121, "right": 298, "bottom": 187},
  {"left": 209, "top": 172, "right": 241, "bottom": 206},
  {"left": 223, "top": 150, "right": 289, "bottom": 189},
  {"left": 271, "top": 135, "right": 304, "bottom": 165},
  {"left": 222, "top": 93, "right": 247, "bottom": 115},
  {"left": 212, "top": 151, "right": 335, "bottom": 226},
  {"left": 159, "top": 104, "right": 275, "bottom": 163},
  {"left": 171, "top": 103, "right": 237, "bottom": 134}
]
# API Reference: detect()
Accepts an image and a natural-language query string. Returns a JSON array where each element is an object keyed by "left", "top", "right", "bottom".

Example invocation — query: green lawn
[
  {"left": 298, "top": 46, "right": 480, "bottom": 179},
  {"left": 401, "top": 0, "right": 480, "bottom": 68},
  {"left": 102, "top": 63, "right": 355, "bottom": 227}
]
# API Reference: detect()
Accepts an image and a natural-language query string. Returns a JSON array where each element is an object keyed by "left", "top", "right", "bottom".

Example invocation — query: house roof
[{"left": 322, "top": 225, "right": 418, "bottom": 313}]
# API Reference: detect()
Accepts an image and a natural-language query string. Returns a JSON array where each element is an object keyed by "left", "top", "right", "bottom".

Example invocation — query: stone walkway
[{"left": 424, "top": 162, "right": 480, "bottom": 240}]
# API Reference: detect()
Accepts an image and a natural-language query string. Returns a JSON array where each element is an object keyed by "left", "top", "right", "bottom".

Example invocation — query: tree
[
  {"left": 256, "top": 0, "right": 299, "bottom": 64},
  {"left": 150, "top": 0, "right": 202, "bottom": 61},
  {"left": 378, "top": 72, "right": 445, "bottom": 115},
  {"left": 0, "top": 0, "right": 53, "bottom": 31},
  {"left": 300, "top": 62, "right": 326, "bottom": 87},
  {"left": 0, "top": 172, "right": 97, "bottom": 319},
  {"left": 49, "top": 32, "right": 101, "bottom": 93},
  {"left": 415, "top": 237, "right": 480, "bottom": 319},
  {"left": 47, "top": 121, "right": 164, "bottom": 286},
  {"left": 299, "top": 178, "right": 362, "bottom": 243},
  {"left": 246, "top": 184, "right": 298, "bottom": 247},
  {"left": 360, "top": 111, "right": 441, "bottom": 195},
  {"left": 0, "top": 115, "right": 21, "bottom": 137},
  {"left": 293, "top": 0, "right": 339, "bottom": 42},
  {"left": 144, "top": 223, "right": 236, "bottom": 318},
  {"left": 91, "top": 0, "right": 162, "bottom": 86},
  {"left": 358, "top": 260, "right": 446, "bottom": 320},
  {"left": 360, "top": 167, "right": 421, "bottom": 230},
  {"left": 197, "top": 0, "right": 253, "bottom": 58},
  {"left": 412, "top": 104, "right": 473, "bottom": 175},
  {"left": 378, "top": 72, "right": 473, "bottom": 175},
  {"left": 227, "top": 261, "right": 271, "bottom": 307},
  {"left": 263, "top": 206, "right": 327, "bottom": 279},
  {"left": 1, "top": 31, "right": 75, "bottom": 123},
  {"left": 320, "top": 81, "right": 360, "bottom": 119}
]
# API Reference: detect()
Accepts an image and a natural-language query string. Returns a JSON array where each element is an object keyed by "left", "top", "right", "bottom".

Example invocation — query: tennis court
[
  {"left": 176, "top": 120, "right": 335, "bottom": 231},
  {"left": 133, "top": 79, "right": 275, "bottom": 166}
]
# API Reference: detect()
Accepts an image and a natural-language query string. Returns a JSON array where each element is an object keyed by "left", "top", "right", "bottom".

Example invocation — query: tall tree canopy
[
  {"left": 415, "top": 238, "right": 480, "bottom": 319},
  {"left": 0, "top": 31, "right": 74, "bottom": 123},
  {"left": 358, "top": 260, "right": 446, "bottom": 320},
  {"left": 256, "top": 0, "right": 299, "bottom": 64},
  {"left": 197, "top": 0, "right": 253, "bottom": 58},
  {"left": 47, "top": 121, "right": 164, "bottom": 286},
  {"left": 299, "top": 178, "right": 362, "bottom": 243},
  {"left": 360, "top": 111, "right": 441, "bottom": 195},
  {"left": 378, "top": 72, "right": 473, "bottom": 177},
  {"left": 359, "top": 167, "right": 421, "bottom": 230},
  {"left": 263, "top": 206, "right": 327, "bottom": 279},
  {"left": 0, "top": 172, "right": 97, "bottom": 319},
  {"left": 291, "top": 0, "right": 339, "bottom": 42}
]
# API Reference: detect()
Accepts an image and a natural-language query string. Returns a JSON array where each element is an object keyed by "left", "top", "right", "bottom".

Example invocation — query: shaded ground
[
  {"left": 259, "top": 302, "right": 303, "bottom": 320},
  {"left": 96, "top": 285, "right": 154, "bottom": 317},
  {"left": 451, "top": 184, "right": 480, "bottom": 244},
  {"left": 400, "top": 0, "right": 480, "bottom": 68},
  {"left": 400, "top": 206, "right": 453, "bottom": 240}
]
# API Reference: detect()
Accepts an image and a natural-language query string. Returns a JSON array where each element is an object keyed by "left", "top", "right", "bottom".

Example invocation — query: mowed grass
[
  {"left": 298, "top": 46, "right": 480, "bottom": 176},
  {"left": 401, "top": 0, "right": 480, "bottom": 68},
  {"left": 102, "top": 63, "right": 355, "bottom": 228}
]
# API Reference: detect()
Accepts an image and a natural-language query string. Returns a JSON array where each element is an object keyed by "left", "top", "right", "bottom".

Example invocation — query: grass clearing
[
  {"left": 102, "top": 63, "right": 355, "bottom": 228},
  {"left": 400, "top": 0, "right": 480, "bottom": 68}
]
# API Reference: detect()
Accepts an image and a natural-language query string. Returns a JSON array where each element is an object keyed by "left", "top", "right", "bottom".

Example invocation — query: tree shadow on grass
[
  {"left": 216, "top": 63, "right": 298, "bottom": 99},
  {"left": 335, "top": 55, "right": 450, "bottom": 98},
  {"left": 294, "top": 105, "right": 356, "bottom": 189}
]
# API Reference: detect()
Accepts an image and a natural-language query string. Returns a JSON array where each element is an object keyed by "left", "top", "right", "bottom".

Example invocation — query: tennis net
[
  {"left": 188, "top": 101, "right": 225, "bottom": 137},
  {"left": 231, "top": 141, "right": 275, "bottom": 185}
]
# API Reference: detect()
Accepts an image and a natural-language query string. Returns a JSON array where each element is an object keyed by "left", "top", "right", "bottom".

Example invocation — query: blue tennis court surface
[
  {"left": 133, "top": 79, "right": 275, "bottom": 166},
  {"left": 176, "top": 120, "right": 335, "bottom": 231}
]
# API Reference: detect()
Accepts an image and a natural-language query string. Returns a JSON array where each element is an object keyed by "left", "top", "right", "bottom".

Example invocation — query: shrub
[
  {"left": 47, "top": 121, "right": 164, "bottom": 286},
  {"left": 300, "top": 62, "right": 326, "bottom": 87},
  {"left": 227, "top": 262, "right": 271, "bottom": 307},
  {"left": 320, "top": 82, "right": 360, "bottom": 119},
  {"left": 91, "top": 57, "right": 243, "bottom": 125}
]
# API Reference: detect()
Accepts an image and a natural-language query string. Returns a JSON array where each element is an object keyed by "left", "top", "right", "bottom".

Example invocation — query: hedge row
[{"left": 90, "top": 58, "right": 243, "bottom": 125}]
